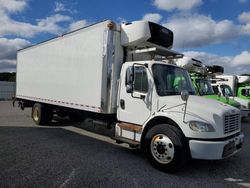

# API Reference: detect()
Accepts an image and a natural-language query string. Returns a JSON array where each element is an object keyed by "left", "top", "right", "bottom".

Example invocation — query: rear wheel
[
  {"left": 144, "top": 124, "right": 188, "bottom": 172},
  {"left": 32, "top": 103, "right": 53, "bottom": 125}
]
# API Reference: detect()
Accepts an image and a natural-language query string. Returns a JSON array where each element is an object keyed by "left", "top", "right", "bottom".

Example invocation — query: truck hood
[
  {"left": 158, "top": 95, "right": 240, "bottom": 124},
  {"left": 233, "top": 97, "right": 250, "bottom": 109},
  {"left": 204, "top": 95, "right": 241, "bottom": 109}
]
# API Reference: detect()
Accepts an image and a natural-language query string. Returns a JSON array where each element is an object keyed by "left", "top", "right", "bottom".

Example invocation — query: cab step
[
  {"left": 117, "top": 122, "right": 142, "bottom": 133},
  {"left": 114, "top": 136, "right": 140, "bottom": 148}
]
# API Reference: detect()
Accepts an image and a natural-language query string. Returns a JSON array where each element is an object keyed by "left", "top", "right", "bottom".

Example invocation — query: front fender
[{"left": 142, "top": 111, "right": 223, "bottom": 140}]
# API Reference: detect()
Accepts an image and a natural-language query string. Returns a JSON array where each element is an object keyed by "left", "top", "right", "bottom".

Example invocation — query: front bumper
[{"left": 189, "top": 133, "right": 244, "bottom": 160}]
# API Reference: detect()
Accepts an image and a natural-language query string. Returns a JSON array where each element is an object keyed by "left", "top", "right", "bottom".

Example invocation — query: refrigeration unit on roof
[
  {"left": 237, "top": 75, "right": 250, "bottom": 84},
  {"left": 121, "top": 21, "right": 173, "bottom": 50}
]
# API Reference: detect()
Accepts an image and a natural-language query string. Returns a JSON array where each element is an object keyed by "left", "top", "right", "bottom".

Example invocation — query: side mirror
[
  {"left": 126, "top": 67, "right": 134, "bottom": 93},
  {"left": 181, "top": 90, "right": 189, "bottom": 102}
]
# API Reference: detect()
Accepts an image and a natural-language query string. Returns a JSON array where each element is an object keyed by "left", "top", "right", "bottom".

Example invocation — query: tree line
[{"left": 0, "top": 73, "right": 16, "bottom": 82}]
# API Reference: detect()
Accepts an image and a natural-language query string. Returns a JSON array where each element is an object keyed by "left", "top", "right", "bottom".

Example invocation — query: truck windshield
[
  {"left": 196, "top": 79, "right": 215, "bottom": 96},
  {"left": 152, "top": 64, "right": 195, "bottom": 96},
  {"left": 220, "top": 85, "right": 234, "bottom": 97}
]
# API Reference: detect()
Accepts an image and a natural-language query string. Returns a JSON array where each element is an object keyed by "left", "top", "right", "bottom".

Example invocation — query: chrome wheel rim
[
  {"left": 150, "top": 134, "right": 175, "bottom": 164},
  {"left": 33, "top": 107, "right": 39, "bottom": 122}
]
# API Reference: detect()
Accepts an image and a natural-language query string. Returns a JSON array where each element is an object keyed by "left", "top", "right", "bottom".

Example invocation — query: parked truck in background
[
  {"left": 174, "top": 56, "right": 242, "bottom": 110},
  {"left": 212, "top": 75, "right": 250, "bottom": 118},
  {"left": 214, "top": 75, "right": 250, "bottom": 100},
  {"left": 15, "top": 20, "right": 244, "bottom": 172},
  {"left": 237, "top": 75, "right": 250, "bottom": 99}
]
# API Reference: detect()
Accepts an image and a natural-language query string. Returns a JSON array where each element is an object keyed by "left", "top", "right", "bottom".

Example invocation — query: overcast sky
[{"left": 0, "top": 0, "right": 250, "bottom": 74}]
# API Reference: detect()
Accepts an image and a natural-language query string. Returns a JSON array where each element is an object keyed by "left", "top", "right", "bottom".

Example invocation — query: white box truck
[
  {"left": 15, "top": 20, "right": 244, "bottom": 172},
  {"left": 212, "top": 75, "right": 250, "bottom": 118}
]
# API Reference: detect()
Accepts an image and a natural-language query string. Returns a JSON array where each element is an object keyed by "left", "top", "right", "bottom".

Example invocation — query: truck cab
[
  {"left": 191, "top": 76, "right": 241, "bottom": 109},
  {"left": 212, "top": 82, "right": 250, "bottom": 118},
  {"left": 116, "top": 58, "right": 244, "bottom": 171},
  {"left": 213, "top": 75, "right": 250, "bottom": 118},
  {"left": 237, "top": 85, "right": 250, "bottom": 100},
  {"left": 237, "top": 75, "right": 250, "bottom": 100}
]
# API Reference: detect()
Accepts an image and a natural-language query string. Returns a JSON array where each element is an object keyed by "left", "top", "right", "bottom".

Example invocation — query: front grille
[{"left": 224, "top": 113, "right": 240, "bottom": 134}]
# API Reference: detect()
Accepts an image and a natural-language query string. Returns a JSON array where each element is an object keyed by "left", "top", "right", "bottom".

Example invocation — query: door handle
[{"left": 120, "top": 99, "right": 125, "bottom": 109}]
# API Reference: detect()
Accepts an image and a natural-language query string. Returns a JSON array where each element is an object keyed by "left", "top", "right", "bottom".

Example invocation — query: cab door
[{"left": 117, "top": 64, "right": 152, "bottom": 125}]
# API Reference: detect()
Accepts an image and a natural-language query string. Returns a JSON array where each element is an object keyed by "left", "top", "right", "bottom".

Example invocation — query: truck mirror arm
[{"left": 181, "top": 90, "right": 189, "bottom": 123}]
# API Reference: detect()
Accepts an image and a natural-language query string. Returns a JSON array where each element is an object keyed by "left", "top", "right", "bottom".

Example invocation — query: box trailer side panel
[{"left": 16, "top": 21, "right": 122, "bottom": 113}]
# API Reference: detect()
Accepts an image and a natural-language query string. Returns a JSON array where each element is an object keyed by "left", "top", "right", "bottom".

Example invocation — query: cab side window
[
  {"left": 242, "top": 89, "right": 250, "bottom": 97},
  {"left": 134, "top": 66, "right": 148, "bottom": 93}
]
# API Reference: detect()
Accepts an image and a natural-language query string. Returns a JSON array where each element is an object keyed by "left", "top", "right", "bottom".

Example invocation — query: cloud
[
  {"left": 36, "top": 14, "right": 71, "bottom": 34},
  {"left": 163, "top": 13, "right": 241, "bottom": 48},
  {"left": 183, "top": 51, "right": 231, "bottom": 67},
  {"left": 0, "top": 0, "right": 72, "bottom": 38},
  {"left": 238, "top": 12, "right": 250, "bottom": 35},
  {"left": 69, "top": 20, "right": 89, "bottom": 31},
  {"left": 0, "top": 14, "right": 71, "bottom": 38},
  {"left": 0, "top": 0, "right": 89, "bottom": 72},
  {"left": 0, "top": 59, "right": 16, "bottom": 72},
  {"left": 183, "top": 50, "right": 250, "bottom": 74},
  {"left": 0, "top": 38, "right": 30, "bottom": 59},
  {"left": 154, "top": 0, "right": 203, "bottom": 11},
  {"left": 0, "top": 37, "right": 30, "bottom": 72},
  {"left": 142, "top": 13, "right": 162, "bottom": 23},
  {"left": 54, "top": 2, "right": 66, "bottom": 12},
  {"left": 0, "top": 0, "right": 27, "bottom": 13},
  {"left": 53, "top": 1, "right": 77, "bottom": 14},
  {"left": 239, "top": 0, "right": 249, "bottom": 3},
  {"left": 117, "top": 17, "right": 127, "bottom": 24},
  {"left": 241, "top": 23, "right": 250, "bottom": 35},
  {"left": 238, "top": 12, "right": 250, "bottom": 23},
  {"left": 231, "top": 51, "right": 250, "bottom": 66}
]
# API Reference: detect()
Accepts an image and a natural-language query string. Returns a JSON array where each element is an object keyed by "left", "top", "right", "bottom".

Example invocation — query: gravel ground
[{"left": 0, "top": 101, "right": 249, "bottom": 188}]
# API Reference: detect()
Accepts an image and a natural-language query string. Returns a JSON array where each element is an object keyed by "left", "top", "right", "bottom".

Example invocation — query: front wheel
[{"left": 144, "top": 124, "right": 188, "bottom": 172}]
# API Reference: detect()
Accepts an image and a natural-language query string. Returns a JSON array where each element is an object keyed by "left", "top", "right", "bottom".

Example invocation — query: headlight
[
  {"left": 189, "top": 121, "right": 215, "bottom": 132},
  {"left": 241, "top": 105, "right": 246, "bottom": 109}
]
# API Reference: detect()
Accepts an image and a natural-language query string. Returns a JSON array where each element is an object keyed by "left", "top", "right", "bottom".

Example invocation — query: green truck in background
[
  {"left": 173, "top": 56, "right": 249, "bottom": 118},
  {"left": 191, "top": 75, "right": 240, "bottom": 108},
  {"left": 213, "top": 75, "right": 250, "bottom": 100},
  {"left": 212, "top": 75, "right": 250, "bottom": 118}
]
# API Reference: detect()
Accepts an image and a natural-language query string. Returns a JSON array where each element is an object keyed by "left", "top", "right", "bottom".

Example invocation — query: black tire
[
  {"left": 143, "top": 124, "right": 188, "bottom": 172},
  {"left": 32, "top": 103, "right": 53, "bottom": 125}
]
